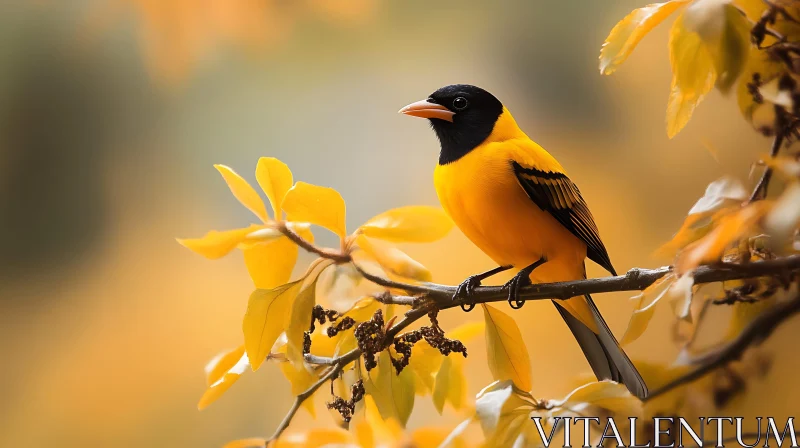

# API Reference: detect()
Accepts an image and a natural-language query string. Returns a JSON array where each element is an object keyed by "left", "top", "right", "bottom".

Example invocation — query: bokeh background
[{"left": 0, "top": 1, "right": 797, "bottom": 447}]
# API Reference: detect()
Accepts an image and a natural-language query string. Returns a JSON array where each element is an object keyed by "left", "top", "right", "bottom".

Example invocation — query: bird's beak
[{"left": 398, "top": 99, "right": 455, "bottom": 122}]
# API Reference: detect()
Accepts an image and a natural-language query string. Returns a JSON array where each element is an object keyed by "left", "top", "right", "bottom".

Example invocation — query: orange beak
[{"left": 398, "top": 99, "right": 455, "bottom": 122}]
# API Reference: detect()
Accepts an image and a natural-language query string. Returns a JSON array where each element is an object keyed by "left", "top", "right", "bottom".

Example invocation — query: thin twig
[
  {"left": 277, "top": 222, "right": 352, "bottom": 263},
  {"left": 646, "top": 292, "right": 800, "bottom": 401},
  {"left": 750, "top": 131, "right": 786, "bottom": 201},
  {"left": 267, "top": 349, "right": 360, "bottom": 441}
]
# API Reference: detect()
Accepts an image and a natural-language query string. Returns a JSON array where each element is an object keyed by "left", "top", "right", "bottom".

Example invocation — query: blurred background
[{"left": 0, "top": 1, "right": 796, "bottom": 446}]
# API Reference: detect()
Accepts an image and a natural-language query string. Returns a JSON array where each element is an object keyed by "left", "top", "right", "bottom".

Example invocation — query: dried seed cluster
[
  {"left": 354, "top": 309, "right": 386, "bottom": 371},
  {"left": 326, "top": 317, "right": 356, "bottom": 337},
  {"left": 303, "top": 305, "right": 351, "bottom": 355},
  {"left": 326, "top": 380, "right": 365, "bottom": 423},
  {"left": 390, "top": 310, "right": 467, "bottom": 374}
]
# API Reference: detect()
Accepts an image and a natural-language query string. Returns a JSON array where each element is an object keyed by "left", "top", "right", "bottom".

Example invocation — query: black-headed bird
[{"left": 399, "top": 84, "right": 648, "bottom": 399}]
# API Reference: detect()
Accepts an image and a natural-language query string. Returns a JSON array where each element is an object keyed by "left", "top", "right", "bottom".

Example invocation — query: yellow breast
[{"left": 433, "top": 136, "right": 587, "bottom": 283}]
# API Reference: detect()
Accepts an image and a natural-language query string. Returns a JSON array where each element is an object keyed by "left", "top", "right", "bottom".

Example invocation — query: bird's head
[{"left": 399, "top": 84, "right": 505, "bottom": 165}]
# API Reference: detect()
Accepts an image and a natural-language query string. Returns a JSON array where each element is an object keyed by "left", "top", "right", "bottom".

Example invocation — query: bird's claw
[
  {"left": 453, "top": 275, "right": 482, "bottom": 312},
  {"left": 503, "top": 271, "right": 531, "bottom": 309}
]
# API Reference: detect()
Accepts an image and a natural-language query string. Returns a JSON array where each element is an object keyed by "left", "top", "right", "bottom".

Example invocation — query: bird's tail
[{"left": 554, "top": 295, "right": 649, "bottom": 399}]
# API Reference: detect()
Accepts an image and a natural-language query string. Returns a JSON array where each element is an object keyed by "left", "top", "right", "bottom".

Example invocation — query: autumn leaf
[
  {"left": 433, "top": 355, "right": 467, "bottom": 413},
  {"left": 355, "top": 235, "right": 432, "bottom": 282},
  {"left": 667, "top": 12, "right": 717, "bottom": 138},
  {"left": 358, "top": 205, "right": 453, "bottom": 243},
  {"left": 474, "top": 380, "right": 537, "bottom": 448},
  {"left": 215, "top": 164, "right": 269, "bottom": 223},
  {"left": 283, "top": 181, "right": 347, "bottom": 238},
  {"left": 682, "top": 0, "right": 751, "bottom": 93},
  {"left": 409, "top": 340, "right": 444, "bottom": 394},
  {"left": 177, "top": 224, "right": 262, "bottom": 259},
  {"left": 278, "top": 360, "right": 318, "bottom": 417},
  {"left": 205, "top": 345, "right": 246, "bottom": 387},
  {"left": 599, "top": 0, "right": 689, "bottom": 75},
  {"left": 622, "top": 275, "right": 676, "bottom": 345},
  {"left": 243, "top": 281, "right": 304, "bottom": 371},
  {"left": 255, "top": 157, "right": 293, "bottom": 219},
  {"left": 286, "top": 276, "right": 322, "bottom": 366},
  {"left": 243, "top": 237, "right": 299, "bottom": 290},
  {"left": 367, "top": 351, "right": 416, "bottom": 427},
  {"left": 675, "top": 201, "right": 771, "bottom": 274},
  {"left": 657, "top": 177, "right": 747, "bottom": 257},
  {"left": 481, "top": 304, "right": 532, "bottom": 391},
  {"left": 549, "top": 380, "right": 643, "bottom": 417},
  {"left": 198, "top": 349, "right": 249, "bottom": 410}
]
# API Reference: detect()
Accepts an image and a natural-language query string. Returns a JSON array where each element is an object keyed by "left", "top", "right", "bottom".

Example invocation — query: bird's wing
[{"left": 512, "top": 161, "right": 617, "bottom": 276}]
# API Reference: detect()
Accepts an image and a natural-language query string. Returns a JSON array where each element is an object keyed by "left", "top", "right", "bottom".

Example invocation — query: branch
[
  {"left": 750, "top": 126, "right": 786, "bottom": 201},
  {"left": 361, "top": 256, "right": 800, "bottom": 309},
  {"left": 277, "top": 222, "right": 352, "bottom": 263},
  {"left": 646, "top": 291, "right": 800, "bottom": 401}
]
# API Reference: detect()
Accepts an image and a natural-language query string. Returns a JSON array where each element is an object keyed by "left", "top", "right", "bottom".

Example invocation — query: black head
[{"left": 400, "top": 84, "right": 504, "bottom": 164}]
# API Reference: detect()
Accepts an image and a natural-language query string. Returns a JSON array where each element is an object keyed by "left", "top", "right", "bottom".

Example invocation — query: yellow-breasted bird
[{"left": 400, "top": 84, "right": 648, "bottom": 399}]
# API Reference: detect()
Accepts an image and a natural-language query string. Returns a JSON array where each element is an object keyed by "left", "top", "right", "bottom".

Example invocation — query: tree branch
[
  {"left": 750, "top": 128, "right": 786, "bottom": 201},
  {"left": 361, "top": 256, "right": 800, "bottom": 309},
  {"left": 646, "top": 290, "right": 800, "bottom": 401},
  {"left": 277, "top": 222, "right": 352, "bottom": 263}
]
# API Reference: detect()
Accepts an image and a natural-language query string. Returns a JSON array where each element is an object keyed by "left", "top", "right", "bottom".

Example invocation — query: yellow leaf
[
  {"left": 666, "top": 13, "right": 717, "bottom": 138},
  {"left": 242, "top": 236, "right": 299, "bottom": 290},
  {"left": 198, "top": 350, "right": 249, "bottom": 410},
  {"left": 448, "top": 320, "right": 486, "bottom": 342},
  {"left": 433, "top": 355, "right": 467, "bottom": 413},
  {"left": 555, "top": 380, "right": 643, "bottom": 416},
  {"left": 481, "top": 304, "right": 532, "bottom": 391},
  {"left": 682, "top": 0, "right": 751, "bottom": 92},
  {"left": 409, "top": 341, "right": 444, "bottom": 394},
  {"left": 475, "top": 381, "right": 536, "bottom": 448},
  {"left": 205, "top": 345, "right": 246, "bottom": 386},
  {"left": 215, "top": 164, "right": 269, "bottom": 222},
  {"left": 283, "top": 181, "right": 347, "bottom": 238},
  {"left": 599, "top": 0, "right": 689, "bottom": 75},
  {"left": 622, "top": 275, "right": 675, "bottom": 345},
  {"left": 675, "top": 202, "right": 770, "bottom": 274},
  {"left": 223, "top": 438, "right": 266, "bottom": 448},
  {"left": 356, "top": 235, "right": 432, "bottom": 282},
  {"left": 278, "top": 360, "right": 318, "bottom": 417},
  {"left": 286, "top": 277, "right": 320, "bottom": 366},
  {"left": 243, "top": 281, "right": 304, "bottom": 371},
  {"left": 256, "top": 157, "right": 293, "bottom": 219},
  {"left": 367, "top": 351, "right": 416, "bottom": 427},
  {"left": 358, "top": 205, "right": 453, "bottom": 243},
  {"left": 351, "top": 395, "right": 403, "bottom": 448},
  {"left": 177, "top": 224, "right": 261, "bottom": 259}
]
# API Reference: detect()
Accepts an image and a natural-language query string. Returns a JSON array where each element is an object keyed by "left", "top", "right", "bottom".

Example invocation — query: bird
[{"left": 399, "top": 84, "right": 648, "bottom": 399}]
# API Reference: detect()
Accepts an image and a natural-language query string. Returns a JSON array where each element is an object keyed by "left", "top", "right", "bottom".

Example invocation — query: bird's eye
[{"left": 452, "top": 97, "right": 468, "bottom": 111}]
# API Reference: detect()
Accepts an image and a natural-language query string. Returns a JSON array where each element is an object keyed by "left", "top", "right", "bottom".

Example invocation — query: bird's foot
[
  {"left": 453, "top": 275, "right": 483, "bottom": 312},
  {"left": 502, "top": 257, "right": 547, "bottom": 310},
  {"left": 503, "top": 271, "right": 531, "bottom": 309}
]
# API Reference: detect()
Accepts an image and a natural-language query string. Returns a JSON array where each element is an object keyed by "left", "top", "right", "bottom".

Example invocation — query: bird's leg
[
  {"left": 453, "top": 265, "right": 513, "bottom": 312},
  {"left": 503, "top": 257, "right": 547, "bottom": 310}
]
